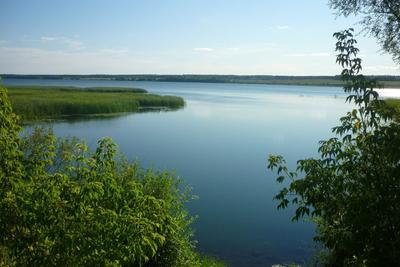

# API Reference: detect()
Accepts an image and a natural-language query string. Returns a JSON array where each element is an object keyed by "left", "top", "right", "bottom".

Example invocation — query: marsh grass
[
  {"left": 7, "top": 85, "right": 184, "bottom": 121},
  {"left": 199, "top": 254, "right": 226, "bottom": 267},
  {"left": 386, "top": 98, "right": 400, "bottom": 109},
  {"left": 386, "top": 98, "right": 400, "bottom": 120}
]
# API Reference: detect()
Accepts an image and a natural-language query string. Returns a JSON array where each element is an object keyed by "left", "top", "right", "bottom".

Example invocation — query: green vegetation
[
  {"left": 268, "top": 29, "right": 400, "bottom": 266},
  {"left": 4, "top": 74, "right": 400, "bottom": 88},
  {"left": 6, "top": 85, "right": 184, "bottom": 121},
  {"left": 386, "top": 98, "right": 400, "bottom": 120},
  {"left": 199, "top": 254, "right": 226, "bottom": 267},
  {"left": 0, "top": 86, "right": 224, "bottom": 266},
  {"left": 73, "top": 86, "right": 147, "bottom": 93}
]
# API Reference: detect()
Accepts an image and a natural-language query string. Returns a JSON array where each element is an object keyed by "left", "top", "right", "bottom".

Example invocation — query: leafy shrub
[
  {"left": 268, "top": 29, "right": 400, "bottom": 266},
  {"left": 0, "top": 87, "right": 204, "bottom": 266}
]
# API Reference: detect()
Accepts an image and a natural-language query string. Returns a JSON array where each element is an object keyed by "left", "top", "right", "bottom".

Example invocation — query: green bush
[{"left": 0, "top": 86, "right": 212, "bottom": 266}]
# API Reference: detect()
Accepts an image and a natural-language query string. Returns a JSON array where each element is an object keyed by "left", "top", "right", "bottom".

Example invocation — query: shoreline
[{"left": 3, "top": 75, "right": 400, "bottom": 89}]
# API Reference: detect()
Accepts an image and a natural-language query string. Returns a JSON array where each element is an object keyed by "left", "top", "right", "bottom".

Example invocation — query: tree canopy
[
  {"left": 329, "top": 0, "right": 400, "bottom": 63},
  {"left": 268, "top": 29, "right": 400, "bottom": 266}
]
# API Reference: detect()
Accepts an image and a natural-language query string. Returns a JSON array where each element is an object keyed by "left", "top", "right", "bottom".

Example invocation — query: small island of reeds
[{"left": 6, "top": 85, "right": 185, "bottom": 121}]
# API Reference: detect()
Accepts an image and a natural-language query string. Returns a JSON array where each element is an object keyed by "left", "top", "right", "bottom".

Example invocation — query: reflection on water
[
  {"left": 22, "top": 107, "right": 182, "bottom": 125},
  {"left": 4, "top": 79, "right": 353, "bottom": 266}
]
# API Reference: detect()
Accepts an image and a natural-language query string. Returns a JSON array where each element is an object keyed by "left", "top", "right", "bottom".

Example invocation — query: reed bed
[{"left": 7, "top": 85, "right": 184, "bottom": 121}]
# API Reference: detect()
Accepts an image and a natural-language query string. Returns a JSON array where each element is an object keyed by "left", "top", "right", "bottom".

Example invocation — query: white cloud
[
  {"left": 193, "top": 47, "right": 214, "bottom": 52},
  {"left": 310, "top": 52, "right": 330, "bottom": 57},
  {"left": 99, "top": 48, "right": 129, "bottom": 54},
  {"left": 285, "top": 53, "right": 306, "bottom": 57},
  {"left": 269, "top": 25, "right": 290, "bottom": 30},
  {"left": 1, "top": 44, "right": 397, "bottom": 75},
  {"left": 40, "top": 36, "right": 57, "bottom": 42},
  {"left": 0, "top": 46, "right": 151, "bottom": 74},
  {"left": 286, "top": 52, "right": 331, "bottom": 57},
  {"left": 276, "top": 25, "right": 289, "bottom": 30},
  {"left": 226, "top": 47, "right": 240, "bottom": 52},
  {"left": 223, "top": 43, "right": 278, "bottom": 54},
  {"left": 40, "top": 36, "right": 84, "bottom": 50},
  {"left": 63, "top": 39, "right": 84, "bottom": 50}
]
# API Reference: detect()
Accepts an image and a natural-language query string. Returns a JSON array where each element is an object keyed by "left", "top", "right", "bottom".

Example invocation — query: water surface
[{"left": 4, "top": 78, "right": 353, "bottom": 266}]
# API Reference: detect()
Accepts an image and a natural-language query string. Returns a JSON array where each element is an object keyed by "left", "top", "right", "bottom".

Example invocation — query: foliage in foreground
[
  {"left": 268, "top": 29, "right": 400, "bottom": 266},
  {"left": 7, "top": 86, "right": 185, "bottom": 121},
  {"left": 0, "top": 86, "right": 220, "bottom": 266}
]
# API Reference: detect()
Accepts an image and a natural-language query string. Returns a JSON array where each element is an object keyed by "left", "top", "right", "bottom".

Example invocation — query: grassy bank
[
  {"left": 386, "top": 98, "right": 400, "bottom": 109},
  {"left": 386, "top": 98, "right": 400, "bottom": 120},
  {"left": 6, "top": 85, "right": 184, "bottom": 121}
]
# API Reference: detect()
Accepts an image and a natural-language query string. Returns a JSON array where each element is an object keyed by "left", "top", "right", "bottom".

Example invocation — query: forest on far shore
[{"left": 3, "top": 74, "right": 400, "bottom": 88}]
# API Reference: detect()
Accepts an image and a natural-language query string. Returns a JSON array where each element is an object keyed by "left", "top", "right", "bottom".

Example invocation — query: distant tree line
[
  {"left": 1, "top": 74, "right": 343, "bottom": 81},
  {"left": 3, "top": 74, "right": 400, "bottom": 86}
]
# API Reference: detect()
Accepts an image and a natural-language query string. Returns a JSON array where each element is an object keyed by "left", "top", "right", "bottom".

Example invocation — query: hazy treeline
[{"left": 3, "top": 74, "right": 400, "bottom": 87}]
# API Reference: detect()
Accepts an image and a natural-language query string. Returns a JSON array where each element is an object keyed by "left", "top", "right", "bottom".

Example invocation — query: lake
[{"left": 3, "top": 78, "right": 353, "bottom": 266}]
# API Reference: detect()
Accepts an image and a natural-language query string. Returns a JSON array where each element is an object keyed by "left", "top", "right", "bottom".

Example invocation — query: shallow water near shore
[{"left": 4, "top": 78, "right": 360, "bottom": 266}]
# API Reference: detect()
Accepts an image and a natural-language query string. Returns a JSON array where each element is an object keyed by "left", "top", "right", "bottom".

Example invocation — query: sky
[{"left": 0, "top": 0, "right": 399, "bottom": 75}]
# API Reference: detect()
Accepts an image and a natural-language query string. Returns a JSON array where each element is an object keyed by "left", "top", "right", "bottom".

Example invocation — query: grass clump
[
  {"left": 7, "top": 85, "right": 184, "bottom": 121},
  {"left": 386, "top": 98, "right": 400, "bottom": 110},
  {"left": 199, "top": 254, "right": 226, "bottom": 267},
  {"left": 385, "top": 98, "right": 400, "bottom": 120}
]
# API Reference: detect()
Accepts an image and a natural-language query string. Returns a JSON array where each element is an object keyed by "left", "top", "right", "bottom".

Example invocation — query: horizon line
[{"left": 2, "top": 73, "right": 400, "bottom": 77}]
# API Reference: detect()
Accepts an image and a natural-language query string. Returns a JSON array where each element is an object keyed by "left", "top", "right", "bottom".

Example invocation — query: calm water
[{"left": 3, "top": 78, "right": 352, "bottom": 266}]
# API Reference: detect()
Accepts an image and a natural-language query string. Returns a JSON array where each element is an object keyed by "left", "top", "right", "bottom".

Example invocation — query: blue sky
[{"left": 0, "top": 0, "right": 398, "bottom": 75}]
